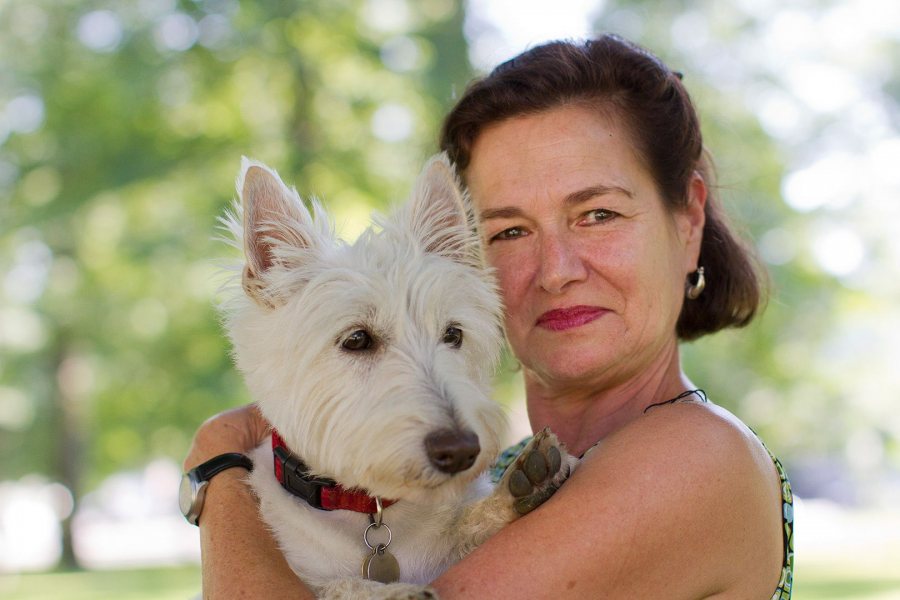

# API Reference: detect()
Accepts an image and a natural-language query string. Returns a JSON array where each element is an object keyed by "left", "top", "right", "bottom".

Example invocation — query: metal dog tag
[{"left": 362, "top": 544, "right": 400, "bottom": 583}]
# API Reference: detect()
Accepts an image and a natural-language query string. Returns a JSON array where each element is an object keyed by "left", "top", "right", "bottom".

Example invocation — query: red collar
[{"left": 271, "top": 430, "right": 396, "bottom": 513}]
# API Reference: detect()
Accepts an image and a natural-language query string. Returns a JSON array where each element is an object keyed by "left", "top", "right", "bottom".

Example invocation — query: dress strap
[{"left": 643, "top": 389, "right": 708, "bottom": 413}]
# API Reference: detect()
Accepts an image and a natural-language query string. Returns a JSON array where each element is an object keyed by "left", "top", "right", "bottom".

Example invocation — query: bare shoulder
[
  {"left": 568, "top": 401, "right": 784, "bottom": 597},
  {"left": 434, "top": 401, "right": 784, "bottom": 600},
  {"left": 599, "top": 400, "right": 775, "bottom": 477}
]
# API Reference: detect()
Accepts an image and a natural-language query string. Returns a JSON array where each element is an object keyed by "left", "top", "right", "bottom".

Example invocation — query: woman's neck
[{"left": 523, "top": 342, "right": 693, "bottom": 456}]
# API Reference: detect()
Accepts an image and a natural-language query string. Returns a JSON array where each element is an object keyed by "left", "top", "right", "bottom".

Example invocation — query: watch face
[{"left": 178, "top": 473, "right": 194, "bottom": 517}]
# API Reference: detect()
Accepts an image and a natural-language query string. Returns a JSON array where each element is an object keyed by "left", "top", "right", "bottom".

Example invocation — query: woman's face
[{"left": 465, "top": 104, "right": 705, "bottom": 391}]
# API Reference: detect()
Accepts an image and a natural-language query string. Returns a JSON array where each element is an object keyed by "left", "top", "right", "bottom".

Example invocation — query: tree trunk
[{"left": 52, "top": 338, "right": 86, "bottom": 570}]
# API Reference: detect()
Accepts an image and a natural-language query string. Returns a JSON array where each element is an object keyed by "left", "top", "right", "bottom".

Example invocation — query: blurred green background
[{"left": 1, "top": 0, "right": 898, "bottom": 598}]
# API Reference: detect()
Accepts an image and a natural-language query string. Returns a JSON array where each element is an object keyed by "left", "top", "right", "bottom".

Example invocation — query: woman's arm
[
  {"left": 184, "top": 405, "right": 316, "bottom": 599},
  {"left": 431, "top": 402, "right": 784, "bottom": 599},
  {"left": 198, "top": 469, "right": 315, "bottom": 599},
  {"left": 188, "top": 402, "right": 782, "bottom": 599}
]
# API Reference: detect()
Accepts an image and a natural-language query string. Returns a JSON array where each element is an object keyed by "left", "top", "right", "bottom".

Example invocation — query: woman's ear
[{"left": 681, "top": 171, "right": 707, "bottom": 268}]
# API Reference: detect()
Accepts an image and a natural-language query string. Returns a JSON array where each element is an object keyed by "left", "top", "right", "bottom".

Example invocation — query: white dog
[{"left": 220, "top": 155, "right": 574, "bottom": 599}]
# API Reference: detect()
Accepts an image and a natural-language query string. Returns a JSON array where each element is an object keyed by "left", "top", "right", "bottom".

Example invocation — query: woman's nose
[{"left": 537, "top": 234, "right": 588, "bottom": 294}]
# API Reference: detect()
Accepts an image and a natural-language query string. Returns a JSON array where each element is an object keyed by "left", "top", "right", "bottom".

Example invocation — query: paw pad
[
  {"left": 523, "top": 448, "right": 548, "bottom": 483},
  {"left": 508, "top": 469, "right": 532, "bottom": 497},
  {"left": 505, "top": 428, "right": 570, "bottom": 515}
]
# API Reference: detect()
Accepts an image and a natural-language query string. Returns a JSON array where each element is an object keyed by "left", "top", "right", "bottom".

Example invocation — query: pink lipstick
[{"left": 536, "top": 306, "right": 606, "bottom": 332}]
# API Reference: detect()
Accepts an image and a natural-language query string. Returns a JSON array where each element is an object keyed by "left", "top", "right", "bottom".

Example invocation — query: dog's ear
[
  {"left": 405, "top": 153, "right": 480, "bottom": 267},
  {"left": 237, "top": 158, "right": 321, "bottom": 306}
]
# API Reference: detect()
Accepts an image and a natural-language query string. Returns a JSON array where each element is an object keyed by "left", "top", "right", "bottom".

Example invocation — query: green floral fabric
[
  {"left": 492, "top": 429, "right": 794, "bottom": 599},
  {"left": 759, "top": 437, "right": 794, "bottom": 600}
]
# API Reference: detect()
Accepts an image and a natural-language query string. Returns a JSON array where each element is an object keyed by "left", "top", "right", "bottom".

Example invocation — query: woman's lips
[{"left": 535, "top": 306, "right": 606, "bottom": 332}]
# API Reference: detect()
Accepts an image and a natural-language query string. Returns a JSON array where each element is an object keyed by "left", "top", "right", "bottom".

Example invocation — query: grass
[
  {"left": 2, "top": 560, "right": 900, "bottom": 599},
  {"left": 0, "top": 565, "right": 201, "bottom": 600},
  {"left": 794, "top": 562, "right": 900, "bottom": 600}
]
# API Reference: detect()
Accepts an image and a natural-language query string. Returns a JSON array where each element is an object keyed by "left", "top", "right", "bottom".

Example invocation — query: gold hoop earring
[{"left": 686, "top": 267, "right": 706, "bottom": 300}]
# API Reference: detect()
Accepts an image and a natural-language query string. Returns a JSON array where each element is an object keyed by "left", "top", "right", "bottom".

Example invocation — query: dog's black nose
[{"left": 425, "top": 429, "right": 480, "bottom": 474}]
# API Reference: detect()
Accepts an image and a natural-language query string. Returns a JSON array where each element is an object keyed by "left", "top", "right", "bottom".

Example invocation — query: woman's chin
[{"left": 524, "top": 351, "right": 621, "bottom": 389}]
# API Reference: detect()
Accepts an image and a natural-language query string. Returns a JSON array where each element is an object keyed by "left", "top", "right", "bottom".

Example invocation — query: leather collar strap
[{"left": 271, "top": 430, "right": 396, "bottom": 513}]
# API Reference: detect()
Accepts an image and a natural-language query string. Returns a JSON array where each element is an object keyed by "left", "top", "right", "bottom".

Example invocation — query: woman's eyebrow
[
  {"left": 479, "top": 184, "right": 634, "bottom": 222},
  {"left": 564, "top": 184, "right": 633, "bottom": 206},
  {"left": 478, "top": 206, "right": 524, "bottom": 222}
]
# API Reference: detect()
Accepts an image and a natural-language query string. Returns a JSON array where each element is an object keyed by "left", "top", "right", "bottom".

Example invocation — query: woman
[{"left": 184, "top": 35, "right": 793, "bottom": 598}]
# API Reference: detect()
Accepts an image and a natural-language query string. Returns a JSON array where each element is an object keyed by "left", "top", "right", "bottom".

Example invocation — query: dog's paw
[
  {"left": 375, "top": 584, "right": 437, "bottom": 600},
  {"left": 501, "top": 427, "right": 577, "bottom": 515},
  {"left": 319, "top": 579, "right": 438, "bottom": 600},
  {"left": 383, "top": 586, "right": 437, "bottom": 600}
]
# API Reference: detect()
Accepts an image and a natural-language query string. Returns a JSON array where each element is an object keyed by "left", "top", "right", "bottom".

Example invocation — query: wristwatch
[{"left": 179, "top": 453, "right": 254, "bottom": 525}]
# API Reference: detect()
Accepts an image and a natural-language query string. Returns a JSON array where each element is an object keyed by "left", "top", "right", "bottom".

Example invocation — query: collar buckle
[{"left": 273, "top": 445, "right": 335, "bottom": 509}]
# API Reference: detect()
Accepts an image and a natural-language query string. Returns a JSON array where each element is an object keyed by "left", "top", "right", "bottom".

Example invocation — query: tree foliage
[{"left": 0, "top": 0, "right": 471, "bottom": 496}]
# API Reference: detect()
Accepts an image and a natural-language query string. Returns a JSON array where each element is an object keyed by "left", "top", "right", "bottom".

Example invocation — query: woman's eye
[
  {"left": 442, "top": 325, "right": 463, "bottom": 348},
  {"left": 583, "top": 209, "right": 615, "bottom": 224},
  {"left": 490, "top": 226, "right": 527, "bottom": 242},
  {"left": 341, "top": 329, "right": 374, "bottom": 351}
]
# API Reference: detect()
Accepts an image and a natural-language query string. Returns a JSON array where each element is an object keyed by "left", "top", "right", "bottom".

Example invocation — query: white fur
[{"left": 220, "top": 154, "right": 517, "bottom": 598}]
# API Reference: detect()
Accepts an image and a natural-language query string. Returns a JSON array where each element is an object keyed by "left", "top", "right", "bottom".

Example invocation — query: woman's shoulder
[
  {"left": 475, "top": 401, "right": 786, "bottom": 598},
  {"left": 568, "top": 399, "right": 785, "bottom": 597},
  {"left": 619, "top": 397, "right": 768, "bottom": 456},
  {"left": 594, "top": 399, "right": 781, "bottom": 509}
]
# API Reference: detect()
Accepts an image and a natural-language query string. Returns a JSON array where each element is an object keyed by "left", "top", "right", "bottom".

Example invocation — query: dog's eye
[
  {"left": 342, "top": 329, "right": 374, "bottom": 351},
  {"left": 443, "top": 326, "right": 463, "bottom": 348}
]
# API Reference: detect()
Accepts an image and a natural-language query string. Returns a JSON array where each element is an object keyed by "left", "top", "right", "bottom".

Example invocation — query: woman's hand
[{"left": 183, "top": 403, "right": 270, "bottom": 471}]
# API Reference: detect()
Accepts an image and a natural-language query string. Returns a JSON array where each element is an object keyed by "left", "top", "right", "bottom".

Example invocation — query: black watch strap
[{"left": 194, "top": 452, "right": 254, "bottom": 481}]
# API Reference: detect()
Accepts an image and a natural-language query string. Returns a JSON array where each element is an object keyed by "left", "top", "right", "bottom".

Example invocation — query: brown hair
[{"left": 440, "top": 34, "right": 764, "bottom": 341}]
